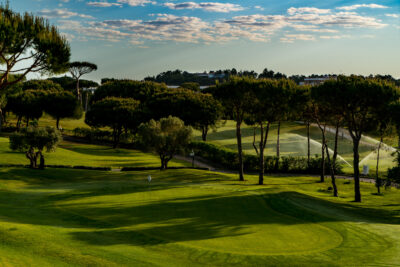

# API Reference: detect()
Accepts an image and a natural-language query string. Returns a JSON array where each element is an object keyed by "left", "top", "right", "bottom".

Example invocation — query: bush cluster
[
  {"left": 190, "top": 141, "right": 342, "bottom": 174},
  {"left": 72, "top": 127, "right": 135, "bottom": 144},
  {"left": 73, "top": 127, "right": 112, "bottom": 141},
  {"left": 387, "top": 166, "right": 400, "bottom": 184}
]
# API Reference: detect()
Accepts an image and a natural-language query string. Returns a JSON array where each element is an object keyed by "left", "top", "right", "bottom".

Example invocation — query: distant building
[
  {"left": 299, "top": 77, "right": 335, "bottom": 86},
  {"left": 192, "top": 73, "right": 226, "bottom": 79},
  {"left": 82, "top": 87, "right": 97, "bottom": 94}
]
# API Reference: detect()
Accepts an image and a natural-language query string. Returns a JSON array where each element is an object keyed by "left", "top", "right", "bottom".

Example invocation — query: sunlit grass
[{"left": 0, "top": 167, "right": 398, "bottom": 266}]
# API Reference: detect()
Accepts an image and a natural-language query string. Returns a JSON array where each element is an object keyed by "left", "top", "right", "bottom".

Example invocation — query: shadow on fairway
[{"left": 0, "top": 168, "right": 399, "bottom": 248}]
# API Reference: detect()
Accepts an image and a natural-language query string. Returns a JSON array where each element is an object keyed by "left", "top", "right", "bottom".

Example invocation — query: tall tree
[
  {"left": 148, "top": 88, "right": 222, "bottom": 141},
  {"left": 246, "top": 79, "right": 282, "bottom": 185},
  {"left": 6, "top": 90, "right": 48, "bottom": 129},
  {"left": 274, "top": 79, "right": 296, "bottom": 162},
  {"left": 214, "top": 77, "right": 253, "bottom": 181},
  {"left": 328, "top": 76, "right": 398, "bottom": 202},
  {"left": 69, "top": 62, "right": 97, "bottom": 104},
  {"left": 310, "top": 85, "right": 340, "bottom": 196},
  {"left": 45, "top": 91, "right": 82, "bottom": 129},
  {"left": 138, "top": 116, "right": 192, "bottom": 169},
  {"left": 0, "top": 5, "right": 70, "bottom": 94},
  {"left": 85, "top": 97, "right": 141, "bottom": 148},
  {"left": 9, "top": 126, "right": 61, "bottom": 169}
]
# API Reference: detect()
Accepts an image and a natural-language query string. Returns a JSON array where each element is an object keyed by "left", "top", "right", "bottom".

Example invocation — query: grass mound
[{"left": 0, "top": 167, "right": 399, "bottom": 266}]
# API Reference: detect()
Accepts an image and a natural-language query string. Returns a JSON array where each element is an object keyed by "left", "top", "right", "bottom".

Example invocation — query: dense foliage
[
  {"left": 138, "top": 116, "right": 192, "bottom": 169},
  {"left": 9, "top": 126, "right": 61, "bottom": 169},
  {"left": 85, "top": 97, "right": 140, "bottom": 148},
  {"left": 190, "top": 141, "right": 342, "bottom": 174},
  {"left": 0, "top": 5, "right": 70, "bottom": 93}
]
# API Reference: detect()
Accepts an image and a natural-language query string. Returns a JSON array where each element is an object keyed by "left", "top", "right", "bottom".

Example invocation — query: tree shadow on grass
[{"left": 0, "top": 168, "right": 400, "bottom": 247}]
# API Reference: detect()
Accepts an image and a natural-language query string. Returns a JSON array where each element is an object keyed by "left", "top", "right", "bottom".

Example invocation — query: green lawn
[
  {"left": 4, "top": 113, "right": 89, "bottom": 132},
  {"left": 0, "top": 167, "right": 399, "bottom": 266},
  {"left": 193, "top": 121, "right": 397, "bottom": 175},
  {"left": 0, "top": 137, "right": 189, "bottom": 168}
]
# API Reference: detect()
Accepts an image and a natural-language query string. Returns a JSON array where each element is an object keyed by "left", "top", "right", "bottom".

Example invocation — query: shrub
[
  {"left": 190, "top": 141, "right": 342, "bottom": 175},
  {"left": 387, "top": 166, "right": 400, "bottom": 184}
]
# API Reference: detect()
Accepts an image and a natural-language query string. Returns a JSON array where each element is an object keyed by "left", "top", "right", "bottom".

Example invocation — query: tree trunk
[
  {"left": 26, "top": 147, "right": 37, "bottom": 168},
  {"left": 17, "top": 116, "right": 22, "bottom": 131},
  {"left": 202, "top": 126, "right": 208, "bottom": 141},
  {"left": 275, "top": 121, "right": 281, "bottom": 170},
  {"left": 56, "top": 117, "right": 60, "bottom": 130},
  {"left": 307, "top": 121, "right": 310, "bottom": 167},
  {"left": 325, "top": 145, "right": 338, "bottom": 197},
  {"left": 164, "top": 158, "right": 169, "bottom": 170},
  {"left": 333, "top": 122, "right": 339, "bottom": 162},
  {"left": 0, "top": 108, "right": 2, "bottom": 133},
  {"left": 398, "top": 127, "right": 400, "bottom": 149},
  {"left": 85, "top": 91, "right": 89, "bottom": 112},
  {"left": 321, "top": 130, "right": 326, "bottom": 183},
  {"left": 259, "top": 123, "right": 265, "bottom": 185},
  {"left": 26, "top": 117, "right": 29, "bottom": 128},
  {"left": 160, "top": 155, "right": 165, "bottom": 170},
  {"left": 236, "top": 118, "right": 244, "bottom": 181},
  {"left": 38, "top": 151, "right": 45, "bottom": 170},
  {"left": 352, "top": 136, "right": 362, "bottom": 202},
  {"left": 76, "top": 78, "right": 81, "bottom": 102},
  {"left": 376, "top": 136, "right": 382, "bottom": 194},
  {"left": 276, "top": 121, "right": 281, "bottom": 158},
  {"left": 112, "top": 126, "right": 121, "bottom": 149}
]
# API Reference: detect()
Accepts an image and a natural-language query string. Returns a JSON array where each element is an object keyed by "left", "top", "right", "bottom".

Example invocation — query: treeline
[
  {"left": 144, "top": 68, "right": 400, "bottom": 87},
  {"left": 85, "top": 80, "right": 222, "bottom": 148},
  {"left": 2, "top": 72, "right": 400, "bottom": 203},
  {"left": 87, "top": 76, "right": 400, "bottom": 202},
  {"left": 1, "top": 80, "right": 82, "bottom": 130},
  {"left": 79, "top": 75, "right": 400, "bottom": 203}
]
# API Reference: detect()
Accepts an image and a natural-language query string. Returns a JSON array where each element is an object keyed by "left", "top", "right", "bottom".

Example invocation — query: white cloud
[
  {"left": 117, "top": 0, "right": 155, "bottom": 6},
  {"left": 87, "top": 2, "right": 122, "bottom": 7},
  {"left": 337, "top": 4, "right": 388, "bottom": 11},
  {"left": 38, "top": 9, "right": 93, "bottom": 19},
  {"left": 280, "top": 34, "right": 315, "bottom": 43},
  {"left": 57, "top": 4, "right": 389, "bottom": 45},
  {"left": 319, "top": 34, "right": 351, "bottom": 39},
  {"left": 164, "top": 2, "right": 244, "bottom": 13},
  {"left": 385, "top": 14, "right": 399, "bottom": 18},
  {"left": 287, "top": 7, "right": 331, "bottom": 15},
  {"left": 287, "top": 11, "right": 386, "bottom": 29}
]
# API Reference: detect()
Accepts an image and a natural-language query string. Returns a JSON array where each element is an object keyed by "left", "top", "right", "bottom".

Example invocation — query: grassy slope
[
  {"left": 4, "top": 113, "right": 89, "bottom": 132},
  {"left": 0, "top": 167, "right": 399, "bottom": 266},
  {"left": 193, "top": 121, "right": 397, "bottom": 175},
  {"left": 3, "top": 114, "right": 396, "bottom": 173},
  {"left": 0, "top": 137, "right": 189, "bottom": 168}
]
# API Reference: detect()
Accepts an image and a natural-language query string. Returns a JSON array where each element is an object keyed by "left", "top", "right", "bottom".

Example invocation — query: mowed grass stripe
[{"left": 0, "top": 167, "right": 398, "bottom": 265}]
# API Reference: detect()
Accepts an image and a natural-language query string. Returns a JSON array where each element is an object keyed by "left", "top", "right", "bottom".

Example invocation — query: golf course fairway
[{"left": 0, "top": 167, "right": 399, "bottom": 266}]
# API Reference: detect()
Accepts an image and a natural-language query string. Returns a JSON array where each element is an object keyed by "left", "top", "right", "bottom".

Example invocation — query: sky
[{"left": 8, "top": 0, "right": 400, "bottom": 82}]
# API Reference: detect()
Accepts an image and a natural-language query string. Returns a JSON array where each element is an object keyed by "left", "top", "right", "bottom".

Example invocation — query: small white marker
[{"left": 147, "top": 175, "right": 152, "bottom": 183}]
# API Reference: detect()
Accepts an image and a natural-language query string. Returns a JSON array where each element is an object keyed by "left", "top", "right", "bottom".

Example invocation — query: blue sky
[{"left": 9, "top": 0, "right": 400, "bottom": 81}]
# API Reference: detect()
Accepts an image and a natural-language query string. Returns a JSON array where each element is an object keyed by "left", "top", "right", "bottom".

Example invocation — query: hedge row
[
  {"left": 387, "top": 166, "right": 400, "bottom": 184},
  {"left": 190, "top": 141, "right": 342, "bottom": 174},
  {"left": 121, "top": 167, "right": 210, "bottom": 171},
  {"left": 0, "top": 164, "right": 111, "bottom": 171}
]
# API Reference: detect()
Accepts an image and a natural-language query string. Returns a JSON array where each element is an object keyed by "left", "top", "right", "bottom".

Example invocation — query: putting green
[
  {"left": 0, "top": 167, "right": 399, "bottom": 266},
  {"left": 58, "top": 186, "right": 343, "bottom": 256}
]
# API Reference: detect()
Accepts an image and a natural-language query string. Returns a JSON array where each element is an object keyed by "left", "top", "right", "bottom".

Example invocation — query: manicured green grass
[
  {"left": 0, "top": 137, "right": 189, "bottom": 168},
  {"left": 193, "top": 121, "right": 397, "bottom": 175},
  {"left": 5, "top": 113, "right": 89, "bottom": 132},
  {"left": 0, "top": 167, "right": 399, "bottom": 266}
]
